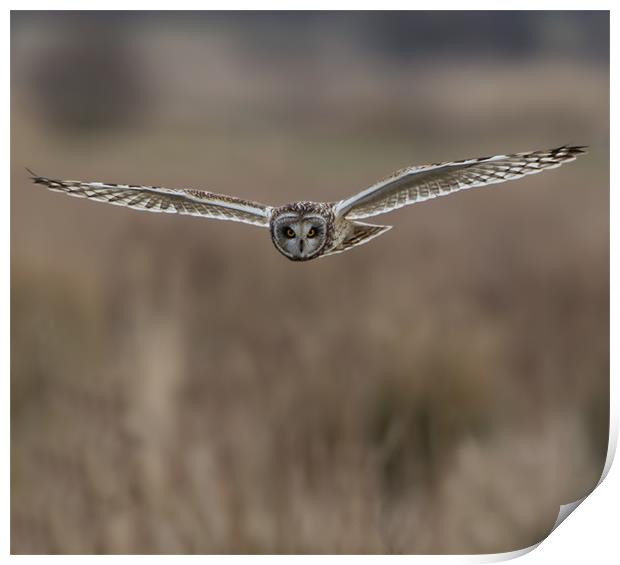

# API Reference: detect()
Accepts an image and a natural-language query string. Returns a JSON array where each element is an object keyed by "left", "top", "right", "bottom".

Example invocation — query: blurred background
[{"left": 11, "top": 11, "right": 609, "bottom": 554}]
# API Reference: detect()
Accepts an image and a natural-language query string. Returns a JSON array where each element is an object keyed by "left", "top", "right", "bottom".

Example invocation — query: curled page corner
[
  {"left": 477, "top": 414, "right": 617, "bottom": 563},
  {"left": 550, "top": 496, "right": 588, "bottom": 533},
  {"left": 545, "top": 392, "right": 618, "bottom": 539}
]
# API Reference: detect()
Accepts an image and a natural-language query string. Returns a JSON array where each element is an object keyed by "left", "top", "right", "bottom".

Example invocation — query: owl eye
[
  {"left": 307, "top": 228, "right": 317, "bottom": 238},
  {"left": 285, "top": 228, "right": 296, "bottom": 238}
]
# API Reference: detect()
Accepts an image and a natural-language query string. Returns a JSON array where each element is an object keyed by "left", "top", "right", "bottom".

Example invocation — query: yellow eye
[
  {"left": 286, "top": 228, "right": 296, "bottom": 238},
  {"left": 307, "top": 228, "right": 317, "bottom": 238}
]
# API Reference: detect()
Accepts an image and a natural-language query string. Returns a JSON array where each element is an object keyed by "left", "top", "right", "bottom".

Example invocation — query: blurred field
[{"left": 11, "top": 12, "right": 609, "bottom": 554}]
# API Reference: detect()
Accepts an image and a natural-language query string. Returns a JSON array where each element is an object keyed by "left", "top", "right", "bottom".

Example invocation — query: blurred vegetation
[{"left": 11, "top": 11, "right": 608, "bottom": 554}]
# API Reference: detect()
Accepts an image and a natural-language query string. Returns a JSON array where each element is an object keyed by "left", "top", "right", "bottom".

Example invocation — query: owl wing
[
  {"left": 28, "top": 170, "right": 272, "bottom": 227},
  {"left": 334, "top": 145, "right": 587, "bottom": 220}
]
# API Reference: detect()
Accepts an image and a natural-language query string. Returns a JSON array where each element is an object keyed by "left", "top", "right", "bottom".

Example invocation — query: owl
[{"left": 29, "top": 145, "right": 586, "bottom": 262}]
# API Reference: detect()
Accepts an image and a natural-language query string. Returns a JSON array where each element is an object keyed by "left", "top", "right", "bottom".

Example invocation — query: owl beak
[{"left": 299, "top": 239, "right": 304, "bottom": 254}]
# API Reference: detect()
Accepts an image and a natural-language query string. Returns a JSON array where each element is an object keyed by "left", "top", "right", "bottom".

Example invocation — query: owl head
[{"left": 270, "top": 203, "right": 331, "bottom": 261}]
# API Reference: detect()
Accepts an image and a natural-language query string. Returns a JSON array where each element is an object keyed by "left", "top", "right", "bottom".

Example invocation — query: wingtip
[
  {"left": 565, "top": 145, "right": 589, "bottom": 155},
  {"left": 25, "top": 168, "right": 53, "bottom": 186}
]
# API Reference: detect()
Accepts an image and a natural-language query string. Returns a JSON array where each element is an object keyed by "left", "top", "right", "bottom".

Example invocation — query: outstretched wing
[
  {"left": 334, "top": 145, "right": 587, "bottom": 221},
  {"left": 28, "top": 171, "right": 272, "bottom": 228}
]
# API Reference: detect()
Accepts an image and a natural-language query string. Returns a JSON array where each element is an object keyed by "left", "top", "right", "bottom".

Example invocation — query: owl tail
[{"left": 324, "top": 222, "right": 392, "bottom": 257}]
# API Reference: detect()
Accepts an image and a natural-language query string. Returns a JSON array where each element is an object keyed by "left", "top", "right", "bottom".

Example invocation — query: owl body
[{"left": 29, "top": 145, "right": 587, "bottom": 262}]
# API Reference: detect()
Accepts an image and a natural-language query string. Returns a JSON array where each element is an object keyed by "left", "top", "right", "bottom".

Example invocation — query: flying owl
[{"left": 29, "top": 145, "right": 586, "bottom": 262}]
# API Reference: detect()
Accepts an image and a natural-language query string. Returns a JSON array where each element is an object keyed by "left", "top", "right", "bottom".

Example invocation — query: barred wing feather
[
  {"left": 28, "top": 172, "right": 272, "bottom": 228},
  {"left": 335, "top": 145, "right": 587, "bottom": 220}
]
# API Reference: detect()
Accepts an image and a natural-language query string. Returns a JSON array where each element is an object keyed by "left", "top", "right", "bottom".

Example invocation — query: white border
[{"left": 6, "top": 3, "right": 614, "bottom": 562}]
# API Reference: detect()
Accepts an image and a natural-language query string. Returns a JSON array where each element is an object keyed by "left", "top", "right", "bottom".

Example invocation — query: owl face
[{"left": 271, "top": 211, "right": 328, "bottom": 261}]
